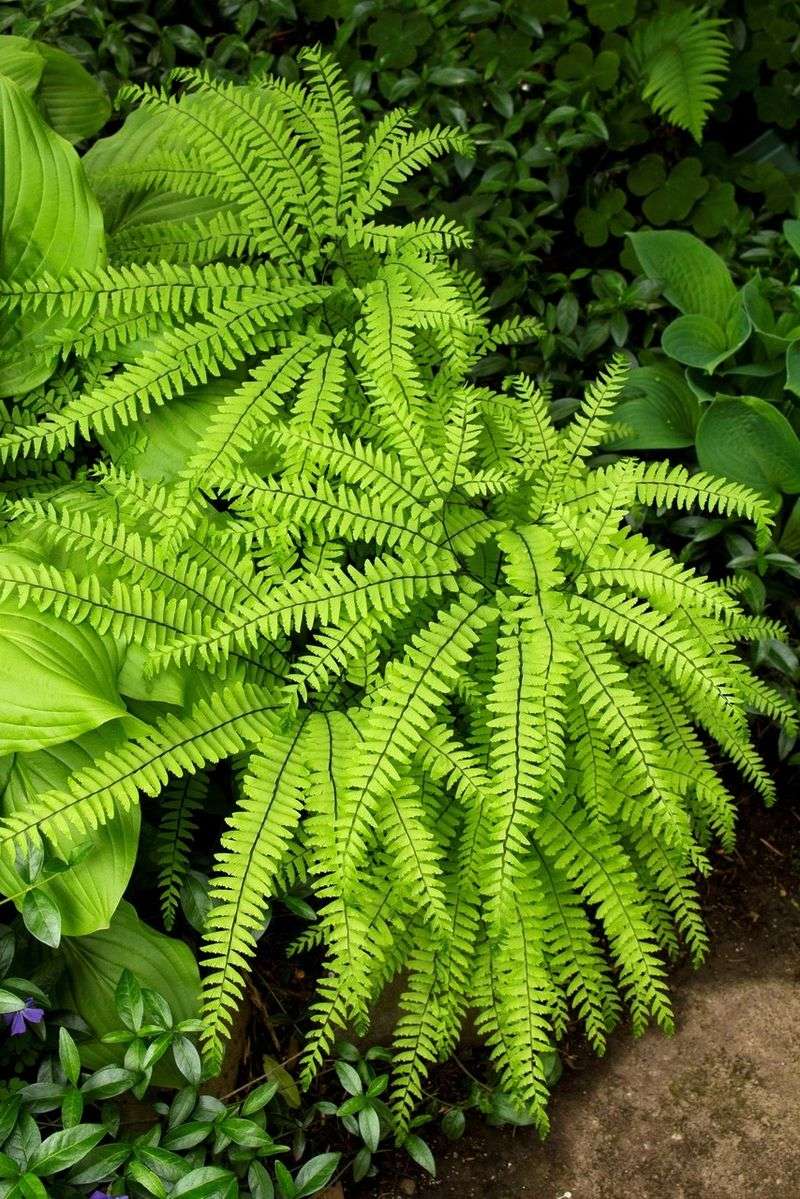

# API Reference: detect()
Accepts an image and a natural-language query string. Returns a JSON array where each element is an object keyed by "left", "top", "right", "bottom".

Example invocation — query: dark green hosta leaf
[
  {"left": 611, "top": 362, "right": 699, "bottom": 449},
  {"left": 696, "top": 395, "right": 800, "bottom": 498},
  {"left": 0, "top": 36, "right": 110, "bottom": 141},
  {"left": 628, "top": 229, "right": 736, "bottom": 324},
  {"left": 661, "top": 305, "right": 750, "bottom": 372}
]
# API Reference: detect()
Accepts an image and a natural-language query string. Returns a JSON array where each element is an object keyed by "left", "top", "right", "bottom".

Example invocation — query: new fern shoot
[{"left": 0, "top": 51, "right": 791, "bottom": 1134}]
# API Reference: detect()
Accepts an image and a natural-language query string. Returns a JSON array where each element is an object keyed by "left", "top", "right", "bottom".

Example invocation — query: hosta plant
[{"left": 0, "top": 52, "right": 792, "bottom": 1133}]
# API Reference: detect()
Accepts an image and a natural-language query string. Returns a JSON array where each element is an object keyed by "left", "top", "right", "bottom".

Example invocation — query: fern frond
[
  {"left": 202, "top": 722, "right": 307, "bottom": 1067},
  {"left": 631, "top": 8, "right": 730, "bottom": 142},
  {"left": 157, "top": 769, "right": 210, "bottom": 929},
  {"left": 0, "top": 684, "right": 280, "bottom": 860}
]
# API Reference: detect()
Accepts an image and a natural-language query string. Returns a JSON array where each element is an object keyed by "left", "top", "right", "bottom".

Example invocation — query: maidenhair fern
[
  {"left": 630, "top": 7, "right": 731, "bottom": 142},
  {"left": 0, "top": 52, "right": 790, "bottom": 1133}
]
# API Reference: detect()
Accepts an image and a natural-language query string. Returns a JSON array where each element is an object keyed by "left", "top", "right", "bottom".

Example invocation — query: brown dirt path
[{"left": 373, "top": 798, "right": 800, "bottom": 1199}]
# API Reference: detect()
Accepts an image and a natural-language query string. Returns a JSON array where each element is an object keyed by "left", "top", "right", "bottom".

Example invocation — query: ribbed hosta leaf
[{"left": 0, "top": 75, "right": 104, "bottom": 396}]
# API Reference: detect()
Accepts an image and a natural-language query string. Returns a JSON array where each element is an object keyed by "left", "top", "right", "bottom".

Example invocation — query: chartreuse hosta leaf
[
  {"left": 0, "top": 726, "right": 140, "bottom": 937},
  {"left": 0, "top": 73, "right": 105, "bottom": 397},
  {"left": 0, "top": 598, "right": 125, "bottom": 754},
  {"left": 58, "top": 901, "right": 201, "bottom": 1078},
  {"left": 0, "top": 56, "right": 789, "bottom": 1132},
  {"left": 0, "top": 35, "right": 111, "bottom": 142}
]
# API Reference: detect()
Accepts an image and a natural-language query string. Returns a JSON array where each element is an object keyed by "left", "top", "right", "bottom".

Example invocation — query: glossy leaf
[
  {"left": 29, "top": 1125, "right": 106, "bottom": 1176},
  {"left": 21, "top": 891, "right": 61, "bottom": 948}
]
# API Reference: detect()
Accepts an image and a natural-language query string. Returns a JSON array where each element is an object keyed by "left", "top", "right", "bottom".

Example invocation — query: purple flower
[
  {"left": 3, "top": 998, "right": 44, "bottom": 1036},
  {"left": 89, "top": 1192, "right": 128, "bottom": 1199}
]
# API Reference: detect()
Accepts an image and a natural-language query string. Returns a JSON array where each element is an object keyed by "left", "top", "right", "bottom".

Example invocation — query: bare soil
[{"left": 370, "top": 795, "right": 800, "bottom": 1199}]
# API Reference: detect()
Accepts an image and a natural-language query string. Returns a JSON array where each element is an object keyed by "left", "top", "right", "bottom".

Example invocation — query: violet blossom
[{"left": 3, "top": 998, "right": 44, "bottom": 1036}]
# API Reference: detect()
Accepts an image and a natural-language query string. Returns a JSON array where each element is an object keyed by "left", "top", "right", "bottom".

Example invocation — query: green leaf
[
  {"left": 261, "top": 1057, "right": 301, "bottom": 1109},
  {"left": 352, "top": 1146, "right": 371, "bottom": 1182},
  {"left": 783, "top": 218, "right": 800, "bottom": 258},
  {"left": 66, "top": 1143, "right": 130, "bottom": 1186},
  {"left": 696, "top": 395, "right": 800, "bottom": 497},
  {"left": 780, "top": 497, "right": 800, "bottom": 555},
  {"left": 785, "top": 342, "right": 800, "bottom": 397},
  {"left": 427, "top": 67, "right": 478, "bottom": 86},
  {"left": 172, "top": 1035, "right": 202, "bottom": 1085},
  {"left": 0, "top": 987, "right": 28, "bottom": 1013},
  {"left": 0, "top": 75, "right": 105, "bottom": 396},
  {"left": 115, "top": 969, "right": 144, "bottom": 1031},
  {"left": 611, "top": 363, "right": 699, "bottom": 449},
  {"left": 0, "top": 1151, "right": 18, "bottom": 1180},
  {"left": 58, "top": 902, "right": 200, "bottom": 1081},
  {"left": 661, "top": 313, "right": 746, "bottom": 372},
  {"left": 0, "top": 37, "right": 110, "bottom": 142},
  {"left": 0, "top": 602, "right": 125, "bottom": 755},
  {"left": 358, "top": 1106, "right": 380, "bottom": 1152},
  {"left": 293, "top": 1153, "right": 340, "bottom": 1198},
  {"left": 170, "top": 1166, "right": 238, "bottom": 1198},
  {"left": 247, "top": 1161, "right": 274, "bottom": 1199},
  {"left": 126, "top": 1159, "right": 168, "bottom": 1199},
  {"left": 79, "top": 1065, "right": 136, "bottom": 1101},
  {"left": 441, "top": 1107, "right": 466, "bottom": 1140},
  {"left": 274, "top": 1161, "right": 295, "bottom": 1199},
  {"left": 0, "top": 728, "right": 139, "bottom": 936},
  {"left": 627, "top": 230, "right": 736, "bottom": 323},
  {"left": 16, "top": 1175, "right": 48, "bottom": 1199},
  {"left": 29, "top": 1125, "right": 106, "bottom": 1176},
  {"left": 21, "top": 890, "right": 60, "bottom": 948},
  {"left": 58, "top": 1028, "right": 81, "bottom": 1087},
  {"left": 403, "top": 1134, "right": 436, "bottom": 1176},
  {"left": 218, "top": 1117, "right": 271, "bottom": 1149},
  {"left": 241, "top": 1082, "right": 278, "bottom": 1115},
  {"left": 334, "top": 1061, "right": 362, "bottom": 1096}
]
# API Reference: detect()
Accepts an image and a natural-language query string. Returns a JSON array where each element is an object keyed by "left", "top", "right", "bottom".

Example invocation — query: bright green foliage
[
  {"left": 630, "top": 9, "right": 730, "bottom": 142},
  {"left": 0, "top": 56, "right": 790, "bottom": 1132}
]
